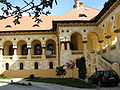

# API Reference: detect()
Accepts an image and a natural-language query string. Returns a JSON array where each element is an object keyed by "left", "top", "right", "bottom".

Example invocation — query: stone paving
[{"left": 0, "top": 78, "right": 120, "bottom": 90}]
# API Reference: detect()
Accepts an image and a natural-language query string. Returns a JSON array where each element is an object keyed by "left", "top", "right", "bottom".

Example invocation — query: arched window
[
  {"left": 5, "top": 63, "right": 9, "bottom": 70},
  {"left": 34, "top": 62, "right": 38, "bottom": 69},
  {"left": 34, "top": 44, "right": 42, "bottom": 55},
  {"left": 47, "top": 44, "right": 55, "bottom": 54},
  {"left": 49, "top": 62, "right": 53, "bottom": 69},
  {"left": 20, "top": 63, "right": 24, "bottom": 70},
  {"left": 9, "top": 45, "right": 14, "bottom": 55},
  {"left": 22, "top": 44, "right": 28, "bottom": 55}
]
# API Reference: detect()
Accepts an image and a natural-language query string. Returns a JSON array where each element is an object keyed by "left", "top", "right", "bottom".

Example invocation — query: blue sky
[{"left": 0, "top": 0, "right": 108, "bottom": 15}]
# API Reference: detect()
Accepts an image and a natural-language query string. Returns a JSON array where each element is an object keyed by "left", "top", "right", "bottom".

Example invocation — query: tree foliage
[
  {"left": 56, "top": 65, "right": 66, "bottom": 78},
  {"left": 0, "top": 0, "right": 57, "bottom": 25},
  {"left": 76, "top": 57, "right": 87, "bottom": 79}
]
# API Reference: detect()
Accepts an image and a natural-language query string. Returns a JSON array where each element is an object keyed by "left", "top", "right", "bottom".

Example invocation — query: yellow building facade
[{"left": 0, "top": 0, "right": 120, "bottom": 78}]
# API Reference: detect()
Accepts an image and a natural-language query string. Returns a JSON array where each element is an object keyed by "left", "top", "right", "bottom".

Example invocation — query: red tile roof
[{"left": 0, "top": 5, "right": 100, "bottom": 31}]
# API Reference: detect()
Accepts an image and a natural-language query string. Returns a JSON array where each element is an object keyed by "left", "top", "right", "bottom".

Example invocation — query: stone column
[
  {"left": 61, "top": 42, "right": 65, "bottom": 50},
  {"left": 13, "top": 45, "right": 18, "bottom": 60},
  {"left": 0, "top": 48, "right": 3, "bottom": 60},
  {"left": 42, "top": 47, "right": 46, "bottom": 59},
  {"left": 105, "top": 35, "right": 112, "bottom": 51},
  {"left": 27, "top": 45, "right": 31, "bottom": 60},
  {"left": 114, "top": 29, "right": 120, "bottom": 49},
  {"left": 82, "top": 41, "right": 87, "bottom": 56},
  {"left": 98, "top": 40, "right": 104, "bottom": 53},
  {"left": 67, "top": 41, "right": 70, "bottom": 50},
  {"left": 105, "top": 35, "right": 112, "bottom": 45}
]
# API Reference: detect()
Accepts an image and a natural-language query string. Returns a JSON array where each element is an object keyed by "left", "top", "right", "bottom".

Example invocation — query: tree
[
  {"left": 77, "top": 57, "right": 87, "bottom": 79},
  {"left": 56, "top": 65, "right": 66, "bottom": 78},
  {"left": 0, "top": 0, "right": 57, "bottom": 25},
  {"left": 66, "top": 60, "right": 75, "bottom": 79}
]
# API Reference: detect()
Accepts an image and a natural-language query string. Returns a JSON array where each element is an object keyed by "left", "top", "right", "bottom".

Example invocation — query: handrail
[
  {"left": 98, "top": 56, "right": 112, "bottom": 70},
  {"left": 101, "top": 56, "right": 113, "bottom": 64}
]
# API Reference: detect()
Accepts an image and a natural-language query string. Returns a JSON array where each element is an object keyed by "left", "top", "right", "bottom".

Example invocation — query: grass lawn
[
  {"left": 0, "top": 76, "right": 13, "bottom": 79},
  {"left": 0, "top": 81, "right": 10, "bottom": 83},
  {"left": 26, "top": 78, "right": 95, "bottom": 88}
]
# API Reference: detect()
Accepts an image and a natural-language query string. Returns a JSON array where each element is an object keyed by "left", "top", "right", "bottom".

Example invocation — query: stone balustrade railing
[{"left": 71, "top": 50, "right": 83, "bottom": 55}]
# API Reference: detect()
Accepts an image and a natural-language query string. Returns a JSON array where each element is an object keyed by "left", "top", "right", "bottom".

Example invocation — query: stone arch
[
  {"left": 87, "top": 32, "right": 99, "bottom": 51},
  {"left": 17, "top": 40, "right": 27, "bottom": 55},
  {"left": 106, "top": 22, "right": 113, "bottom": 35},
  {"left": 99, "top": 28, "right": 105, "bottom": 40},
  {"left": 99, "top": 28, "right": 107, "bottom": 49},
  {"left": 3, "top": 41, "right": 13, "bottom": 55},
  {"left": 70, "top": 32, "right": 83, "bottom": 50},
  {"left": 115, "top": 12, "right": 120, "bottom": 29},
  {"left": 46, "top": 39, "right": 56, "bottom": 54},
  {"left": 31, "top": 39, "right": 42, "bottom": 55}
]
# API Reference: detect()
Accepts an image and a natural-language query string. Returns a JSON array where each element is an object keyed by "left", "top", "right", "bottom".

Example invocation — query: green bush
[{"left": 29, "top": 74, "right": 35, "bottom": 79}]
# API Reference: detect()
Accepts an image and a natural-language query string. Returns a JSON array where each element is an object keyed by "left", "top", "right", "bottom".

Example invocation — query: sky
[{"left": 0, "top": 0, "right": 108, "bottom": 15}]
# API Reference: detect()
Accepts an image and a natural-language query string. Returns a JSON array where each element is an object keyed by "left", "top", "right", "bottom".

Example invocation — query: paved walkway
[{"left": 0, "top": 78, "right": 120, "bottom": 90}]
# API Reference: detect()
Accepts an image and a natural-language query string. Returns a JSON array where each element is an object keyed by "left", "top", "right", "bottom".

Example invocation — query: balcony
[
  {"left": 17, "top": 55, "right": 27, "bottom": 59},
  {"left": 3, "top": 56, "right": 12, "bottom": 59},
  {"left": 71, "top": 50, "right": 83, "bottom": 55},
  {"left": 46, "top": 55, "right": 56, "bottom": 58},
  {"left": 31, "top": 55, "right": 42, "bottom": 59}
]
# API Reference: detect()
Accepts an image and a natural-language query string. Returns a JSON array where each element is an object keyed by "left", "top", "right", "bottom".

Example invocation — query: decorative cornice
[{"left": 0, "top": 31, "right": 55, "bottom": 36}]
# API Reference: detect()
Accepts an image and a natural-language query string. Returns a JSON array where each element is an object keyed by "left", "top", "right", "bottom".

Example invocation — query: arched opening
[
  {"left": 116, "top": 14, "right": 120, "bottom": 29},
  {"left": 20, "top": 63, "right": 24, "bottom": 70},
  {"left": 9, "top": 45, "right": 14, "bottom": 55},
  {"left": 3, "top": 41, "right": 13, "bottom": 55},
  {"left": 22, "top": 44, "right": 28, "bottom": 55},
  {"left": 99, "top": 29, "right": 105, "bottom": 41},
  {"left": 99, "top": 29, "right": 107, "bottom": 49},
  {"left": 17, "top": 40, "right": 27, "bottom": 55},
  {"left": 106, "top": 22, "right": 113, "bottom": 36},
  {"left": 34, "top": 44, "right": 42, "bottom": 55},
  {"left": 87, "top": 32, "right": 99, "bottom": 51},
  {"left": 5, "top": 63, "right": 9, "bottom": 70},
  {"left": 70, "top": 32, "right": 83, "bottom": 50},
  {"left": 49, "top": 62, "right": 53, "bottom": 69},
  {"left": 34, "top": 62, "right": 38, "bottom": 69},
  {"left": 31, "top": 40, "right": 42, "bottom": 55},
  {"left": 46, "top": 39, "right": 56, "bottom": 54}
]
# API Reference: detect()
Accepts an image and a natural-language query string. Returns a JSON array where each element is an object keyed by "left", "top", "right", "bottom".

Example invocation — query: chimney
[{"left": 74, "top": 0, "right": 83, "bottom": 9}]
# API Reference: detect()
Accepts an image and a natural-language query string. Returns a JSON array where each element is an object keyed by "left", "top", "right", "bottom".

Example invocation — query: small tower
[{"left": 74, "top": 0, "right": 84, "bottom": 9}]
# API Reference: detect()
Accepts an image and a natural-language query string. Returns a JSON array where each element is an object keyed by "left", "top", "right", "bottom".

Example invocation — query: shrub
[
  {"left": 29, "top": 74, "right": 35, "bottom": 79},
  {"left": 28, "top": 82, "right": 32, "bottom": 86}
]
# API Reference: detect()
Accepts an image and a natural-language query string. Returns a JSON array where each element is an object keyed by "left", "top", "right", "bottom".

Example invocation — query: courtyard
[{"left": 0, "top": 78, "right": 120, "bottom": 90}]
